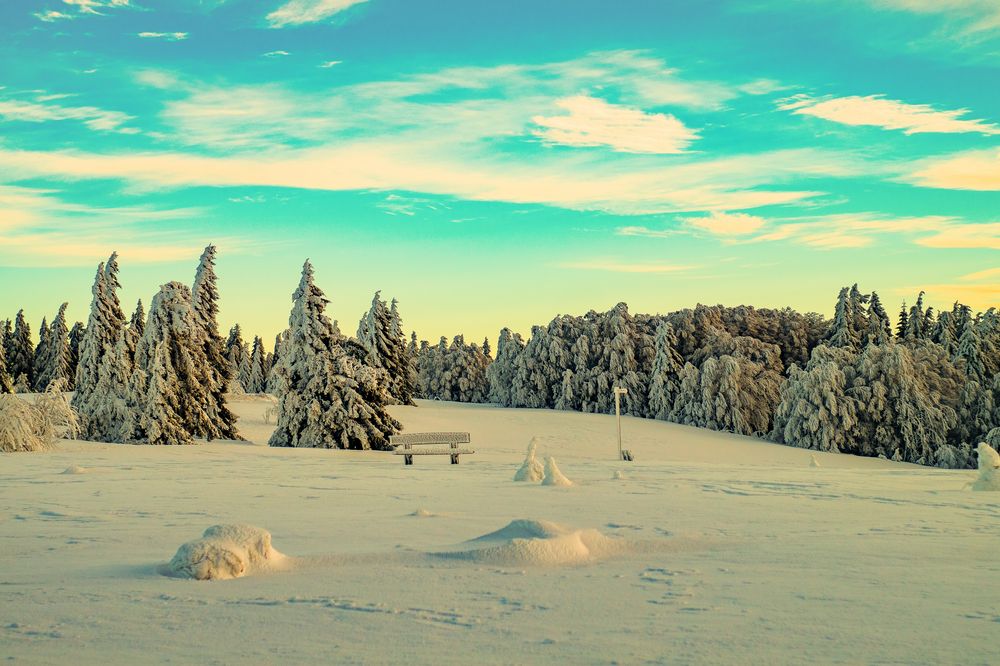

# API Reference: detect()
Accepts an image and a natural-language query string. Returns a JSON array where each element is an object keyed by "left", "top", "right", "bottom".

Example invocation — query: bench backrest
[{"left": 390, "top": 431, "right": 471, "bottom": 446}]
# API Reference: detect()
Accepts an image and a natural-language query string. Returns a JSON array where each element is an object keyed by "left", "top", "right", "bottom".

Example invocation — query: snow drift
[
  {"left": 164, "top": 524, "right": 285, "bottom": 580},
  {"left": 971, "top": 443, "right": 1000, "bottom": 491},
  {"left": 513, "top": 438, "right": 544, "bottom": 482},
  {"left": 436, "top": 519, "right": 629, "bottom": 566},
  {"left": 541, "top": 456, "right": 573, "bottom": 486}
]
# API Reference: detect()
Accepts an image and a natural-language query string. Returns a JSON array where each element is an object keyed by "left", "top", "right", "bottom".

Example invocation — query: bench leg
[
  {"left": 450, "top": 454, "right": 459, "bottom": 465},
  {"left": 404, "top": 454, "right": 413, "bottom": 466}
]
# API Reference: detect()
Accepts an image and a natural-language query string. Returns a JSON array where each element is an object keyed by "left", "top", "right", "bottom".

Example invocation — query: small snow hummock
[
  {"left": 513, "top": 438, "right": 544, "bottom": 482},
  {"left": 971, "top": 443, "right": 1000, "bottom": 492},
  {"left": 164, "top": 524, "right": 285, "bottom": 580},
  {"left": 612, "top": 470, "right": 626, "bottom": 480},
  {"left": 809, "top": 454, "right": 821, "bottom": 468},
  {"left": 541, "top": 456, "right": 573, "bottom": 487},
  {"left": 436, "top": 519, "right": 628, "bottom": 566}
]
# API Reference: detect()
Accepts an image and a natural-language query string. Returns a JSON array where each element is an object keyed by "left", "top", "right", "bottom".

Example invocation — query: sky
[{"left": 1, "top": 0, "right": 998, "bottom": 347}]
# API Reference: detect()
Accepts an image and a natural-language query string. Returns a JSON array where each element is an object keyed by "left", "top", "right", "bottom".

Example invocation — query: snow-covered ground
[{"left": 2, "top": 399, "right": 997, "bottom": 664}]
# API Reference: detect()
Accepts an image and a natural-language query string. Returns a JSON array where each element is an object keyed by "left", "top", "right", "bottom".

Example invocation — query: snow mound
[
  {"left": 439, "top": 519, "right": 629, "bottom": 566},
  {"left": 62, "top": 465, "right": 89, "bottom": 475},
  {"left": 971, "top": 443, "right": 1000, "bottom": 492},
  {"left": 541, "top": 456, "right": 573, "bottom": 486},
  {"left": 165, "top": 524, "right": 285, "bottom": 580},
  {"left": 809, "top": 454, "right": 821, "bottom": 468},
  {"left": 411, "top": 508, "right": 436, "bottom": 518},
  {"left": 513, "top": 438, "right": 544, "bottom": 482},
  {"left": 612, "top": 470, "right": 626, "bottom": 480}
]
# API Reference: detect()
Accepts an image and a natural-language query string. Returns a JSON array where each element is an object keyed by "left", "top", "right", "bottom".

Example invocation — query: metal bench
[{"left": 390, "top": 432, "right": 474, "bottom": 465}]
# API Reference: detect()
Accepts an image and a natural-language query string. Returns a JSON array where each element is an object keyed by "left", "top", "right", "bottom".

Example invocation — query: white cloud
[
  {"left": 873, "top": 0, "right": 1000, "bottom": 35},
  {"left": 266, "top": 0, "right": 368, "bottom": 28},
  {"left": 617, "top": 225, "right": 682, "bottom": 238},
  {"left": 35, "top": 10, "right": 73, "bottom": 22},
  {"left": 61, "top": 0, "right": 129, "bottom": 15},
  {"left": 780, "top": 94, "right": 1000, "bottom": 135},
  {"left": 0, "top": 95, "right": 136, "bottom": 133},
  {"left": 319, "top": 60, "right": 342, "bottom": 68},
  {"left": 0, "top": 185, "right": 217, "bottom": 267},
  {"left": 532, "top": 96, "right": 698, "bottom": 154},
  {"left": 138, "top": 32, "right": 188, "bottom": 41},
  {"left": 558, "top": 261, "right": 694, "bottom": 274},
  {"left": 683, "top": 211, "right": 766, "bottom": 236},
  {"left": 263, "top": 50, "right": 290, "bottom": 57},
  {"left": 904, "top": 148, "right": 1000, "bottom": 190}
]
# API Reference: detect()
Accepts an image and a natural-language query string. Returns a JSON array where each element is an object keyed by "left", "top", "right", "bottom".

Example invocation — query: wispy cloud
[
  {"left": 619, "top": 212, "right": 999, "bottom": 250},
  {"left": 683, "top": 211, "right": 766, "bottom": 236},
  {"left": 0, "top": 185, "right": 218, "bottom": 267},
  {"left": 0, "top": 93, "right": 137, "bottom": 134},
  {"left": 35, "top": 10, "right": 73, "bottom": 22},
  {"left": 872, "top": 0, "right": 1000, "bottom": 37},
  {"left": 318, "top": 60, "right": 342, "bottom": 68},
  {"left": 138, "top": 32, "right": 188, "bottom": 41},
  {"left": 532, "top": 95, "right": 698, "bottom": 154},
  {"left": 960, "top": 266, "right": 1000, "bottom": 281},
  {"left": 904, "top": 148, "right": 1000, "bottom": 190},
  {"left": 266, "top": 0, "right": 369, "bottom": 28},
  {"left": 263, "top": 50, "right": 290, "bottom": 57},
  {"left": 558, "top": 261, "right": 695, "bottom": 274},
  {"left": 58, "top": 0, "right": 130, "bottom": 17},
  {"left": 780, "top": 94, "right": 1000, "bottom": 135}
]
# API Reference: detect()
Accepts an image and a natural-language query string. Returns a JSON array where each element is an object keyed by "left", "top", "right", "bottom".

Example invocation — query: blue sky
[{"left": 1, "top": 0, "right": 998, "bottom": 346}]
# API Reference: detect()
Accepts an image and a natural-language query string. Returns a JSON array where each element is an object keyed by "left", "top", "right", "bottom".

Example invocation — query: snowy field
[{"left": 2, "top": 398, "right": 998, "bottom": 665}]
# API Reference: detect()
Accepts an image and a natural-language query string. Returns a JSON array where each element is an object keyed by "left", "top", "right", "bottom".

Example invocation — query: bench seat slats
[
  {"left": 392, "top": 448, "right": 475, "bottom": 456},
  {"left": 390, "top": 431, "right": 470, "bottom": 445}
]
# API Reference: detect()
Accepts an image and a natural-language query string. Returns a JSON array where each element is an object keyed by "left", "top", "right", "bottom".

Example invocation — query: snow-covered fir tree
[
  {"left": 486, "top": 327, "right": 524, "bottom": 406},
  {"left": 134, "top": 342, "right": 193, "bottom": 446},
  {"left": 31, "top": 317, "right": 49, "bottom": 391},
  {"left": 647, "top": 323, "right": 684, "bottom": 421},
  {"left": 190, "top": 245, "right": 239, "bottom": 438},
  {"left": 771, "top": 345, "right": 860, "bottom": 453},
  {"left": 73, "top": 253, "right": 126, "bottom": 434},
  {"left": 0, "top": 339, "right": 12, "bottom": 394},
  {"left": 864, "top": 291, "right": 892, "bottom": 346},
  {"left": 246, "top": 336, "right": 268, "bottom": 394},
  {"left": 67, "top": 321, "right": 85, "bottom": 380},
  {"left": 225, "top": 324, "right": 248, "bottom": 390},
  {"left": 87, "top": 330, "right": 135, "bottom": 443},
  {"left": 356, "top": 291, "right": 416, "bottom": 405},
  {"left": 131, "top": 281, "right": 240, "bottom": 444},
  {"left": 126, "top": 299, "right": 145, "bottom": 359},
  {"left": 269, "top": 261, "right": 400, "bottom": 450},
  {"left": 8, "top": 310, "right": 34, "bottom": 388},
  {"left": 74, "top": 256, "right": 127, "bottom": 438},
  {"left": 35, "top": 303, "right": 72, "bottom": 392}
]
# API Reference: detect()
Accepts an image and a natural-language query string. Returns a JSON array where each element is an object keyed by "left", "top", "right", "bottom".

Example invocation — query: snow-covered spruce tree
[
  {"left": 1, "top": 319, "right": 11, "bottom": 362},
  {"left": 8, "top": 310, "right": 34, "bottom": 389},
  {"left": 592, "top": 303, "right": 649, "bottom": 416},
  {"left": 67, "top": 321, "right": 85, "bottom": 380},
  {"left": 131, "top": 281, "right": 240, "bottom": 444},
  {"left": 648, "top": 323, "right": 684, "bottom": 421},
  {"left": 895, "top": 301, "right": 908, "bottom": 340},
  {"left": 827, "top": 285, "right": 867, "bottom": 350},
  {"left": 770, "top": 345, "right": 861, "bottom": 453},
  {"left": 246, "top": 336, "right": 268, "bottom": 394},
  {"left": 73, "top": 254, "right": 127, "bottom": 432},
  {"left": 269, "top": 261, "right": 400, "bottom": 450},
  {"left": 864, "top": 291, "right": 892, "bottom": 346},
  {"left": 670, "top": 362, "right": 703, "bottom": 425},
  {"left": 486, "top": 327, "right": 524, "bottom": 406},
  {"left": 904, "top": 291, "right": 928, "bottom": 340},
  {"left": 266, "top": 331, "right": 286, "bottom": 394},
  {"left": 951, "top": 317, "right": 999, "bottom": 448},
  {"left": 134, "top": 342, "right": 193, "bottom": 446},
  {"left": 191, "top": 245, "right": 239, "bottom": 438},
  {"left": 125, "top": 299, "right": 144, "bottom": 359},
  {"left": 87, "top": 331, "right": 135, "bottom": 443},
  {"left": 851, "top": 341, "right": 957, "bottom": 463},
  {"left": 356, "top": 292, "right": 416, "bottom": 405},
  {"left": 225, "top": 324, "right": 248, "bottom": 390},
  {"left": 31, "top": 317, "right": 49, "bottom": 391},
  {"left": 0, "top": 339, "right": 13, "bottom": 394},
  {"left": 35, "top": 303, "right": 72, "bottom": 392}
]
